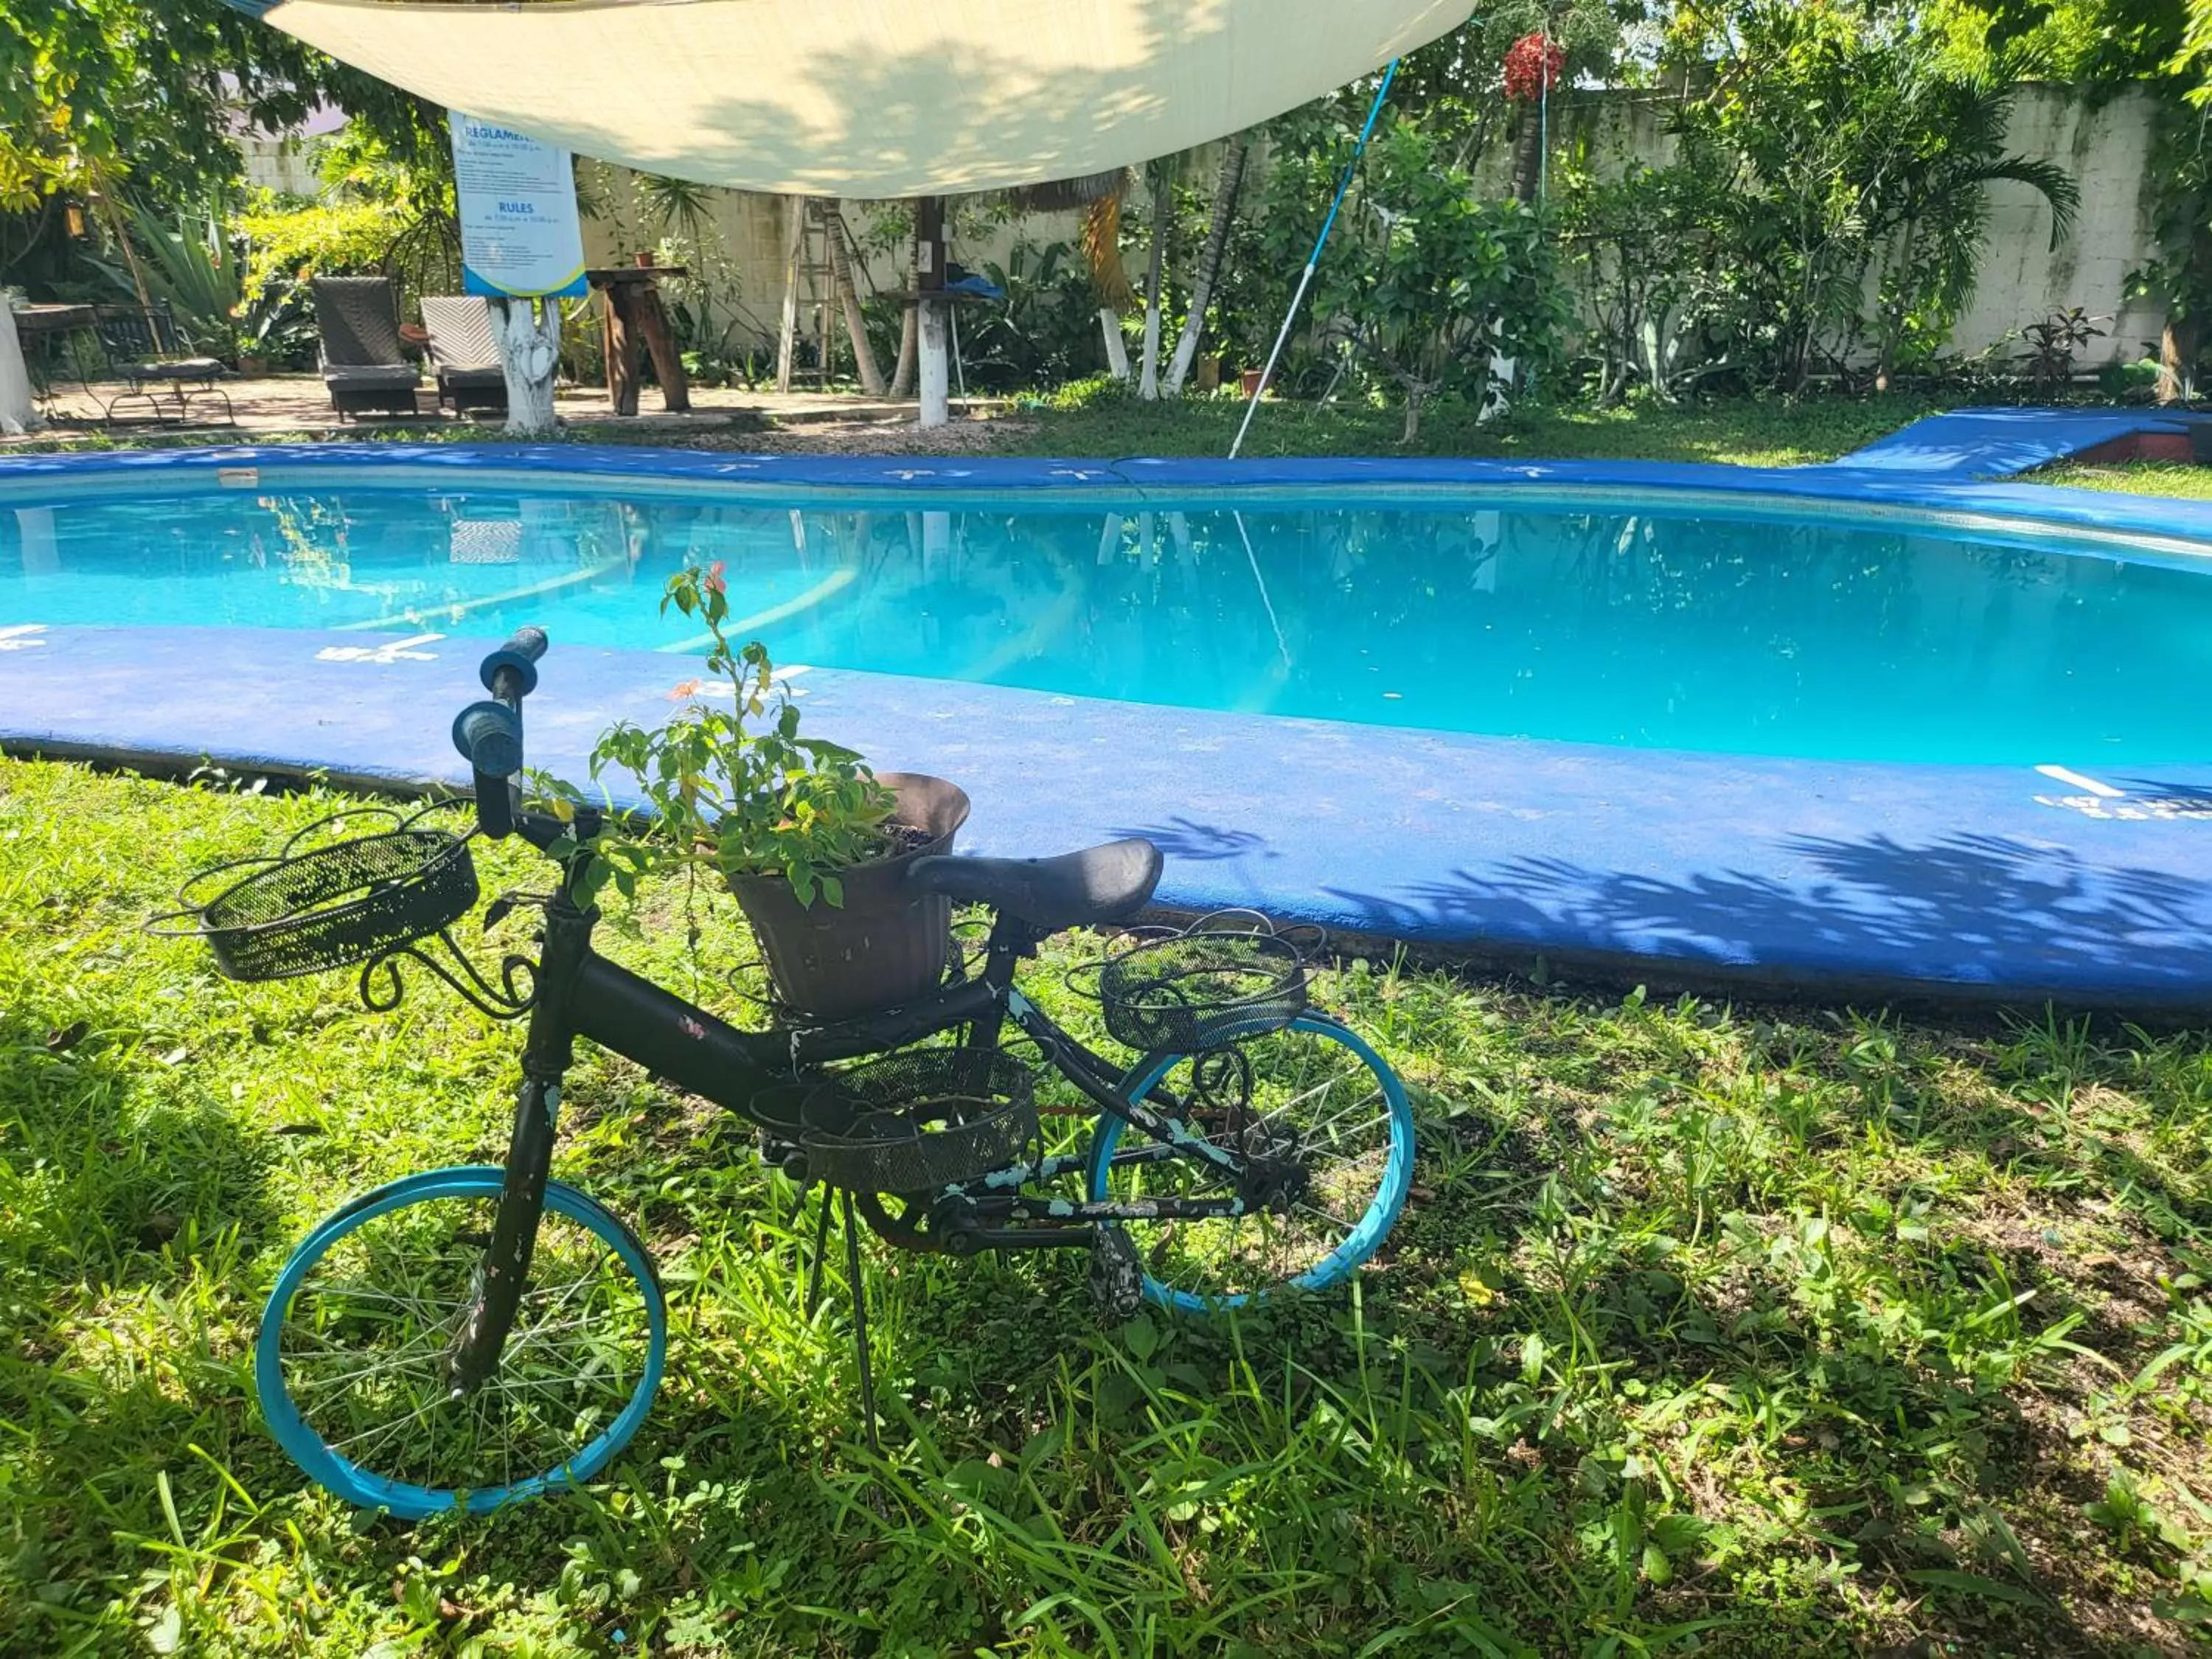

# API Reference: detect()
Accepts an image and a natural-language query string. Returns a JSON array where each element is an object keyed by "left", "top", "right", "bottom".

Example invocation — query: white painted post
[
  {"left": 493, "top": 297, "right": 561, "bottom": 437},
  {"left": 0, "top": 307, "right": 38, "bottom": 437},
  {"left": 919, "top": 298, "right": 950, "bottom": 430},
  {"left": 1099, "top": 309, "right": 1130, "bottom": 380},
  {"left": 915, "top": 195, "right": 949, "bottom": 430}
]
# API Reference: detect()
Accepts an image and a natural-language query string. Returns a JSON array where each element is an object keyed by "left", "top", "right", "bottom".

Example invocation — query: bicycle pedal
[{"left": 1088, "top": 1225, "right": 1145, "bottom": 1322}]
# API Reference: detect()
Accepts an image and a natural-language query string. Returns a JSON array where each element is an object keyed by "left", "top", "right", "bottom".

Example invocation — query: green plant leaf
[{"left": 1904, "top": 1568, "right": 2044, "bottom": 1607}]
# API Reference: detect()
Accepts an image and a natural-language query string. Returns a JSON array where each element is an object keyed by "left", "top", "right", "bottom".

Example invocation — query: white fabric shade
[{"left": 253, "top": 0, "right": 1468, "bottom": 196}]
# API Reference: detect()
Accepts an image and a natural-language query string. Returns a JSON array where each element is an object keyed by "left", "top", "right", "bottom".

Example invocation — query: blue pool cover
[{"left": 4, "top": 425, "right": 2212, "bottom": 1015}]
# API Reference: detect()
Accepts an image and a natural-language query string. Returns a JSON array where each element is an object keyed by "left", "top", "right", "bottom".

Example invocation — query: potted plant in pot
[{"left": 562, "top": 562, "right": 968, "bottom": 1020}]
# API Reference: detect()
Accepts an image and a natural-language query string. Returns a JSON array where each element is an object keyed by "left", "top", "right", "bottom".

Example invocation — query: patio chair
[
  {"left": 310, "top": 276, "right": 422, "bottom": 420},
  {"left": 89, "top": 302, "right": 235, "bottom": 427},
  {"left": 420, "top": 295, "right": 509, "bottom": 417}
]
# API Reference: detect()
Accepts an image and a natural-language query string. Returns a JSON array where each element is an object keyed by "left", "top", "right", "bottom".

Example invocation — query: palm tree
[
  {"left": 1862, "top": 61, "right": 2081, "bottom": 389},
  {"left": 1164, "top": 132, "right": 1249, "bottom": 396}
]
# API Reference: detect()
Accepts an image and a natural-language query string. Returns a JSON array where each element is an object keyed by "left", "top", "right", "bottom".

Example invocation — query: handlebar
[
  {"left": 451, "top": 627, "right": 548, "bottom": 838},
  {"left": 479, "top": 625, "right": 547, "bottom": 701}
]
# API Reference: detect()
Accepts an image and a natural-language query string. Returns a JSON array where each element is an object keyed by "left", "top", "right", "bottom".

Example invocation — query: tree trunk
[
  {"left": 2160, "top": 316, "right": 2197, "bottom": 405},
  {"left": 493, "top": 297, "right": 560, "bottom": 437},
  {"left": 1164, "top": 134, "right": 1248, "bottom": 397},
  {"left": 1401, "top": 386, "right": 1424, "bottom": 445},
  {"left": 1099, "top": 309, "right": 1130, "bottom": 380},
  {"left": 1509, "top": 105, "right": 1543, "bottom": 204},
  {"left": 821, "top": 202, "right": 886, "bottom": 395},
  {"left": 889, "top": 222, "right": 919, "bottom": 397},
  {"left": 1138, "top": 167, "right": 1171, "bottom": 400},
  {"left": 2158, "top": 221, "right": 2212, "bottom": 404},
  {"left": 0, "top": 307, "right": 36, "bottom": 436}
]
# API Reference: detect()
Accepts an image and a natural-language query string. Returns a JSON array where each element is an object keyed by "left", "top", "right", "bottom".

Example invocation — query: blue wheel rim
[
  {"left": 254, "top": 1166, "right": 667, "bottom": 1519},
  {"left": 1085, "top": 1015, "right": 1414, "bottom": 1313}
]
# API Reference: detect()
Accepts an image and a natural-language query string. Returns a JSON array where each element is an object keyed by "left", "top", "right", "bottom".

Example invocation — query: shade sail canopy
[{"left": 243, "top": 0, "right": 1468, "bottom": 196}]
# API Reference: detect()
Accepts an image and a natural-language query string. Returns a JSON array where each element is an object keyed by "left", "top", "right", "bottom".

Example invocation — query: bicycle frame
[{"left": 448, "top": 806, "right": 1260, "bottom": 1393}]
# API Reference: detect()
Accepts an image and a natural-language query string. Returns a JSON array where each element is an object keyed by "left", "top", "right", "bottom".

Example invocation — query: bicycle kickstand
[
  {"left": 840, "top": 1188, "right": 885, "bottom": 1460},
  {"left": 801, "top": 1185, "right": 833, "bottom": 1318}
]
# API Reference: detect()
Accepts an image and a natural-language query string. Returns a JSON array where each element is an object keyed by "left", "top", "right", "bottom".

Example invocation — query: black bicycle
[{"left": 163, "top": 630, "right": 1415, "bottom": 1517}]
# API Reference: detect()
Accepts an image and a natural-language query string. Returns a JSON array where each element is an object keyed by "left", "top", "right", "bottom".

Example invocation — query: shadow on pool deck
[
  {"left": 1316, "top": 830, "right": 2212, "bottom": 1008},
  {"left": 1108, "top": 816, "right": 1279, "bottom": 865}
]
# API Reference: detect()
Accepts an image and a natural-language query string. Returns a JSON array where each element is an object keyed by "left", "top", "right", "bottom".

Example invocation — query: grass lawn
[
  {"left": 2031, "top": 462, "right": 2212, "bottom": 501},
  {"left": 992, "top": 388, "right": 1961, "bottom": 469},
  {"left": 6, "top": 388, "right": 1961, "bottom": 470},
  {"left": 7, "top": 757, "right": 2212, "bottom": 1656}
]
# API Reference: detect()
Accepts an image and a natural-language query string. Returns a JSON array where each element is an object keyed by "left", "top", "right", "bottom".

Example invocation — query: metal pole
[{"left": 1229, "top": 58, "right": 1401, "bottom": 460}]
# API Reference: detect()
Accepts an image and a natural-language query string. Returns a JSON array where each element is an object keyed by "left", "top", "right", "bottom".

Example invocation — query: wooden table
[{"left": 585, "top": 268, "right": 690, "bottom": 416}]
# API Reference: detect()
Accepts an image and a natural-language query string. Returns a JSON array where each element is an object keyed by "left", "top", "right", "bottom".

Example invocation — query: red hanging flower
[{"left": 1503, "top": 32, "right": 1565, "bottom": 102}]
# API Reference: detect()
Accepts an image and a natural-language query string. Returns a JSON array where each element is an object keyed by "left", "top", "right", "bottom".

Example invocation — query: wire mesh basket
[
  {"left": 149, "top": 804, "right": 480, "bottom": 983},
  {"left": 800, "top": 1046, "right": 1037, "bottom": 1192},
  {"left": 1088, "top": 911, "right": 1315, "bottom": 1054}
]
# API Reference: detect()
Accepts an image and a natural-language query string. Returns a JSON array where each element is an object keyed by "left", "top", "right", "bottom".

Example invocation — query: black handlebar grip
[
  {"left": 451, "top": 701, "right": 524, "bottom": 778},
  {"left": 479, "top": 626, "right": 549, "bottom": 698}
]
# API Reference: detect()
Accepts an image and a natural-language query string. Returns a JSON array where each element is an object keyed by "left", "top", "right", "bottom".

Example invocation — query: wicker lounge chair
[
  {"left": 90, "top": 302, "right": 235, "bottom": 427},
  {"left": 311, "top": 276, "right": 421, "bottom": 420},
  {"left": 420, "top": 295, "right": 509, "bottom": 417}
]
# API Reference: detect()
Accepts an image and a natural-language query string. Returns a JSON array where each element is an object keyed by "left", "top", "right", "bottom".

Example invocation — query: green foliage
[
  {"left": 83, "top": 201, "right": 246, "bottom": 355},
  {"left": 1315, "top": 117, "right": 1573, "bottom": 439},
  {"left": 559, "top": 565, "right": 894, "bottom": 908},
  {"left": 1644, "top": 1, "right": 2079, "bottom": 391},
  {"left": 232, "top": 192, "right": 402, "bottom": 304},
  {"left": 1, "top": 0, "right": 445, "bottom": 214},
  {"left": 948, "top": 238, "right": 1107, "bottom": 391},
  {"left": 1556, "top": 155, "right": 1739, "bottom": 403}
]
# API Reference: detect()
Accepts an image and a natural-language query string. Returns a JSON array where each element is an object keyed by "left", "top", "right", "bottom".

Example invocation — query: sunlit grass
[
  {"left": 4, "top": 757, "right": 2212, "bottom": 1655},
  {"left": 2031, "top": 459, "right": 2212, "bottom": 499}
]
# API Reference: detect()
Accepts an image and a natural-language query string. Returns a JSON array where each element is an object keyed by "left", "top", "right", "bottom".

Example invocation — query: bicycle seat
[{"left": 907, "top": 839, "right": 1163, "bottom": 931}]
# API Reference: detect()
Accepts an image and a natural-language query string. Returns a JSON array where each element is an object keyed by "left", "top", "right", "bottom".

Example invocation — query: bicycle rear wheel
[
  {"left": 256, "top": 1167, "right": 666, "bottom": 1517},
  {"left": 1085, "top": 1015, "right": 1413, "bottom": 1312}
]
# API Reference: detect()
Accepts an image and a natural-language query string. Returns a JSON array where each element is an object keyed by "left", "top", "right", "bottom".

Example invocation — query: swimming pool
[
  {"left": 6, "top": 463, "right": 2210, "bottom": 765},
  {"left": 7, "top": 441, "right": 2212, "bottom": 1013}
]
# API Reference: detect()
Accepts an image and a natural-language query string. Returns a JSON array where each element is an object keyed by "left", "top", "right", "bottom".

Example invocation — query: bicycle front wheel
[
  {"left": 1085, "top": 1015, "right": 1414, "bottom": 1313},
  {"left": 255, "top": 1167, "right": 667, "bottom": 1518}
]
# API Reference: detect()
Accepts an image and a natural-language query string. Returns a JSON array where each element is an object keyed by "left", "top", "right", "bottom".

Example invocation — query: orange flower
[
  {"left": 667, "top": 678, "right": 703, "bottom": 700},
  {"left": 703, "top": 560, "right": 728, "bottom": 597}
]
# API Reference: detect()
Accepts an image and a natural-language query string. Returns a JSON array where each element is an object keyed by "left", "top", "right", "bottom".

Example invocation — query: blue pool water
[{"left": 2, "top": 482, "right": 2207, "bottom": 764}]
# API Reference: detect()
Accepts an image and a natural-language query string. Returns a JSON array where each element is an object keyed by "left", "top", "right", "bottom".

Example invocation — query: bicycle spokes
[
  {"left": 261, "top": 1176, "right": 664, "bottom": 1513},
  {"left": 1090, "top": 1019, "right": 1415, "bottom": 1310}
]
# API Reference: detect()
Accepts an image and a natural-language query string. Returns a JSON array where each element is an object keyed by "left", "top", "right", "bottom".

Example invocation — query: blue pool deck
[{"left": 4, "top": 414, "right": 2212, "bottom": 1016}]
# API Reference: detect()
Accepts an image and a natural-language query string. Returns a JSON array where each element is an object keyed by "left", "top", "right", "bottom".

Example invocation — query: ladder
[{"left": 777, "top": 198, "right": 870, "bottom": 394}]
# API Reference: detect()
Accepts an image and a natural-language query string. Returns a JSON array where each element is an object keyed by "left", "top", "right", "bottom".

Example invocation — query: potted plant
[{"left": 564, "top": 563, "right": 968, "bottom": 1019}]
